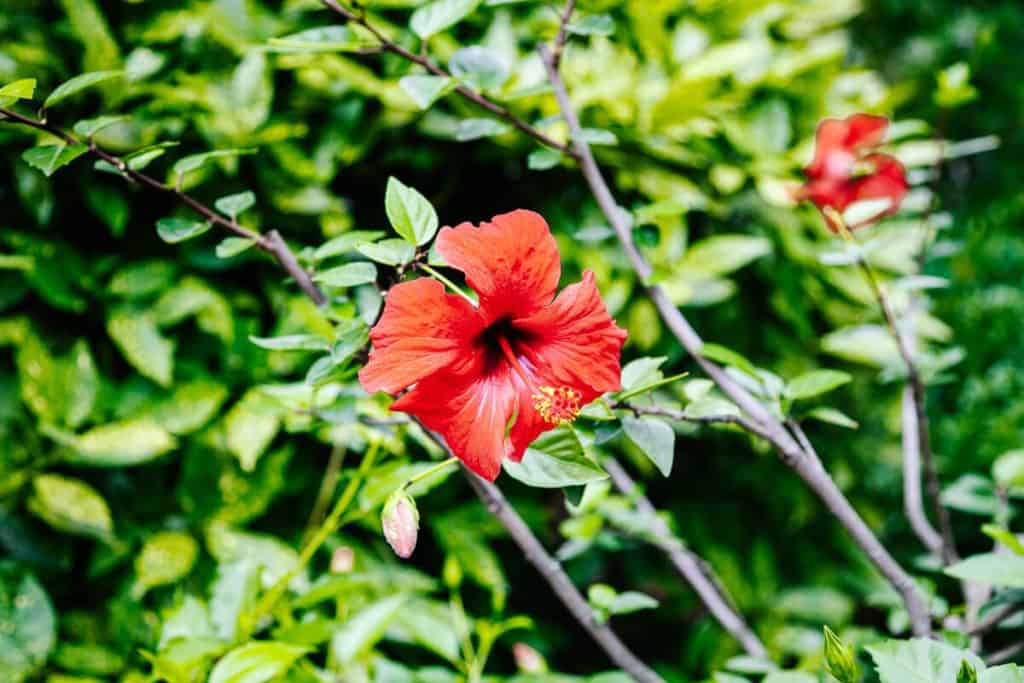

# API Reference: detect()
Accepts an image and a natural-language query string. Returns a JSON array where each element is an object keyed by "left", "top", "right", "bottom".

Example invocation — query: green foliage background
[{"left": 0, "top": 1, "right": 1021, "bottom": 682}]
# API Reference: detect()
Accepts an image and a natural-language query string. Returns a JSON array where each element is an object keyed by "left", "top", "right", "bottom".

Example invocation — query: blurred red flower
[
  {"left": 798, "top": 113, "right": 909, "bottom": 231},
  {"left": 359, "top": 210, "right": 627, "bottom": 481}
]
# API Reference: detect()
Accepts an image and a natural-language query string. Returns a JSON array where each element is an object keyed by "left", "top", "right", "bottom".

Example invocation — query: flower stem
[
  {"left": 418, "top": 263, "right": 477, "bottom": 306},
  {"left": 242, "top": 442, "right": 381, "bottom": 635},
  {"left": 403, "top": 456, "right": 459, "bottom": 491}
]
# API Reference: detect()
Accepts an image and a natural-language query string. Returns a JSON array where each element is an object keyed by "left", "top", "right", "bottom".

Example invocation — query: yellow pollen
[{"left": 532, "top": 386, "right": 582, "bottom": 425}]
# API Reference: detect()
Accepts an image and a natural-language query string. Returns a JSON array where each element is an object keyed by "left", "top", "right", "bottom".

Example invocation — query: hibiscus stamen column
[{"left": 495, "top": 336, "right": 582, "bottom": 426}]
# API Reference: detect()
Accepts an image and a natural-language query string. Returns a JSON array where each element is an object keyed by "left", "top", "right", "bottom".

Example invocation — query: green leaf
[
  {"left": 821, "top": 325, "right": 901, "bottom": 369},
  {"left": 28, "top": 474, "right": 113, "bottom": 541},
  {"left": 210, "top": 561, "right": 261, "bottom": 641},
  {"left": 385, "top": 177, "right": 439, "bottom": 246},
  {"left": 567, "top": 14, "right": 615, "bottom": 36},
  {"left": 22, "top": 144, "right": 88, "bottom": 177},
  {"left": 44, "top": 70, "right": 124, "bottom": 108},
  {"left": 410, "top": 0, "right": 481, "bottom": 40},
  {"left": 357, "top": 239, "right": 416, "bottom": 266},
  {"left": 70, "top": 418, "right": 178, "bottom": 467},
  {"left": 95, "top": 141, "right": 180, "bottom": 175},
  {"left": 622, "top": 415, "right": 675, "bottom": 476},
  {"left": 173, "top": 148, "right": 257, "bottom": 178},
  {"left": 0, "top": 78, "right": 37, "bottom": 106},
  {"left": 156, "top": 217, "right": 212, "bottom": 244},
  {"left": 72, "top": 115, "right": 126, "bottom": 137},
  {"left": 268, "top": 25, "right": 361, "bottom": 52},
  {"left": 866, "top": 638, "right": 984, "bottom": 683},
  {"left": 679, "top": 235, "right": 772, "bottom": 279},
  {"left": 216, "top": 237, "right": 257, "bottom": 258},
  {"left": 0, "top": 563, "right": 56, "bottom": 683},
  {"left": 225, "top": 389, "right": 281, "bottom": 471},
  {"left": 806, "top": 407, "right": 859, "bottom": 429},
  {"left": 981, "top": 666, "right": 1024, "bottom": 683},
  {"left": 945, "top": 553, "right": 1024, "bottom": 587},
  {"left": 577, "top": 128, "right": 618, "bottom": 146},
  {"left": 787, "top": 370, "right": 852, "bottom": 400},
  {"left": 684, "top": 396, "right": 741, "bottom": 420},
  {"left": 389, "top": 598, "right": 460, "bottom": 662},
  {"left": 608, "top": 591, "right": 658, "bottom": 615},
  {"left": 315, "top": 230, "right": 387, "bottom": 260},
  {"left": 215, "top": 191, "right": 256, "bottom": 219},
  {"left": 449, "top": 46, "right": 509, "bottom": 91},
  {"left": 993, "top": 450, "right": 1024, "bottom": 490},
  {"left": 249, "top": 334, "right": 331, "bottom": 352},
  {"left": 314, "top": 262, "right": 378, "bottom": 288},
  {"left": 208, "top": 642, "right": 308, "bottom": 683},
  {"left": 503, "top": 426, "right": 607, "bottom": 488},
  {"left": 107, "top": 309, "right": 175, "bottom": 386},
  {"left": 331, "top": 595, "right": 406, "bottom": 664},
  {"left": 399, "top": 75, "right": 453, "bottom": 110},
  {"left": 455, "top": 118, "right": 511, "bottom": 141},
  {"left": 134, "top": 531, "right": 199, "bottom": 596},
  {"left": 528, "top": 148, "right": 563, "bottom": 170},
  {"left": 52, "top": 642, "right": 125, "bottom": 676}
]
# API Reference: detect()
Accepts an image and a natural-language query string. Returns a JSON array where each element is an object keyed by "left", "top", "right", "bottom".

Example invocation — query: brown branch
[
  {"left": 0, "top": 106, "right": 327, "bottom": 306},
  {"left": 985, "top": 640, "right": 1024, "bottom": 666},
  {"left": 549, "top": 0, "right": 578, "bottom": 70},
  {"left": 603, "top": 458, "right": 768, "bottom": 658},
  {"left": 852, "top": 255, "right": 956, "bottom": 565},
  {"left": 610, "top": 400, "right": 757, "bottom": 430},
  {"left": 319, "top": 0, "right": 575, "bottom": 157},
  {"left": 535, "top": 43, "right": 931, "bottom": 637},
  {"left": 413, "top": 422, "right": 664, "bottom": 683},
  {"left": 969, "top": 602, "right": 1024, "bottom": 636}
]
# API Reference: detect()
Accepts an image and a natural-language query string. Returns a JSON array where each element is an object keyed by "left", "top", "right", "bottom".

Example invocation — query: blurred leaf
[
  {"left": 134, "top": 531, "right": 199, "bottom": 596},
  {"left": 455, "top": 118, "right": 511, "bottom": 141},
  {"left": 399, "top": 75, "right": 452, "bottom": 110},
  {"left": 0, "top": 79, "right": 37, "bottom": 106},
  {"left": 358, "top": 239, "right": 416, "bottom": 266},
  {"left": 269, "top": 26, "right": 361, "bottom": 52},
  {"left": 225, "top": 389, "right": 281, "bottom": 472},
  {"left": 208, "top": 642, "right": 307, "bottom": 683},
  {"left": 945, "top": 553, "right": 1024, "bottom": 587},
  {"left": 315, "top": 262, "right": 378, "bottom": 288},
  {"left": 157, "top": 218, "right": 212, "bottom": 244},
  {"left": 107, "top": 309, "right": 175, "bottom": 386},
  {"left": 805, "top": 407, "right": 859, "bottom": 429},
  {"left": 787, "top": 370, "right": 852, "bottom": 400},
  {"left": 450, "top": 46, "right": 509, "bottom": 91},
  {"left": 43, "top": 71, "right": 123, "bottom": 108},
  {"left": 215, "top": 191, "right": 256, "bottom": 219},
  {"left": 70, "top": 418, "right": 177, "bottom": 467},
  {"left": 0, "top": 563, "right": 56, "bottom": 683},
  {"left": 28, "top": 474, "right": 113, "bottom": 541},
  {"left": 410, "top": 0, "right": 481, "bottom": 40},
  {"left": 331, "top": 595, "right": 406, "bottom": 664},
  {"left": 22, "top": 144, "right": 88, "bottom": 177},
  {"left": 867, "top": 639, "right": 983, "bottom": 683},
  {"left": 173, "top": 148, "right": 257, "bottom": 179}
]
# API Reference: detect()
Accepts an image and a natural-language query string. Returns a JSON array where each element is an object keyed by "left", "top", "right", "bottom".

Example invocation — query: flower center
[{"left": 495, "top": 335, "right": 581, "bottom": 426}]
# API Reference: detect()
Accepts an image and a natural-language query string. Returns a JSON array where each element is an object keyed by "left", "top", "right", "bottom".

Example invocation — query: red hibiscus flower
[
  {"left": 798, "top": 113, "right": 909, "bottom": 231},
  {"left": 359, "top": 210, "right": 627, "bottom": 481}
]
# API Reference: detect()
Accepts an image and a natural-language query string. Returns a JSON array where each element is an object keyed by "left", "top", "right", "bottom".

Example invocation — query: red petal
[
  {"left": 807, "top": 114, "right": 889, "bottom": 180},
  {"left": 358, "top": 278, "right": 482, "bottom": 395},
  {"left": 846, "top": 154, "right": 909, "bottom": 229},
  {"left": 436, "top": 209, "right": 561, "bottom": 321},
  {"left": 506, "top": 271, "right": 627, "bottom": 459},
  {"left": 392, "top": 363, "right": 518, "bottom": 481}
]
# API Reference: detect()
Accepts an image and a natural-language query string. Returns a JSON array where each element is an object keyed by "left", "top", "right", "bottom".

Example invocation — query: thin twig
[
  {"left": 985, "top": 639, "right": 1024, "bottom": 666},
  {"left": 319, "top": 0, "right": 574, "bottom": 157},
  {"left": 0, "top": 106, "right": 327, "bottom": 305},
  {"left": 414, "top": 422, "right": 664, "bottom": 683},
  {"left": 549, "top": 0, "right": 578, "bottom": 70},
  {"left": 851, "top": 252, "right": 957, "bottom": 565},
  {"left": 536, "top": 43, "right": 931, "bottom": 636},
  {"left": 900, "top": 383, "right": 944, "bottom": 555},
  {"left": 603, "top": 458, "right": 768, "bottom": 658},
  {"left": 969, "top": 603, "right": 1024, "bottom": 636},
  {"left": 610, "top": 400, "right": 752, "bottom": 429}
]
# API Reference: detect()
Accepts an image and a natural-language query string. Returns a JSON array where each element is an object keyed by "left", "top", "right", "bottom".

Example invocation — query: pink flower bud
[
  {"left": 330, "top": 546, "right": 355, "bottom": 573},
  {"left": 382, "top": 491, "right": 419, "bottom": 559},
  {"left": 512, "top": 643, "right": 546, "bottom": 673}
]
